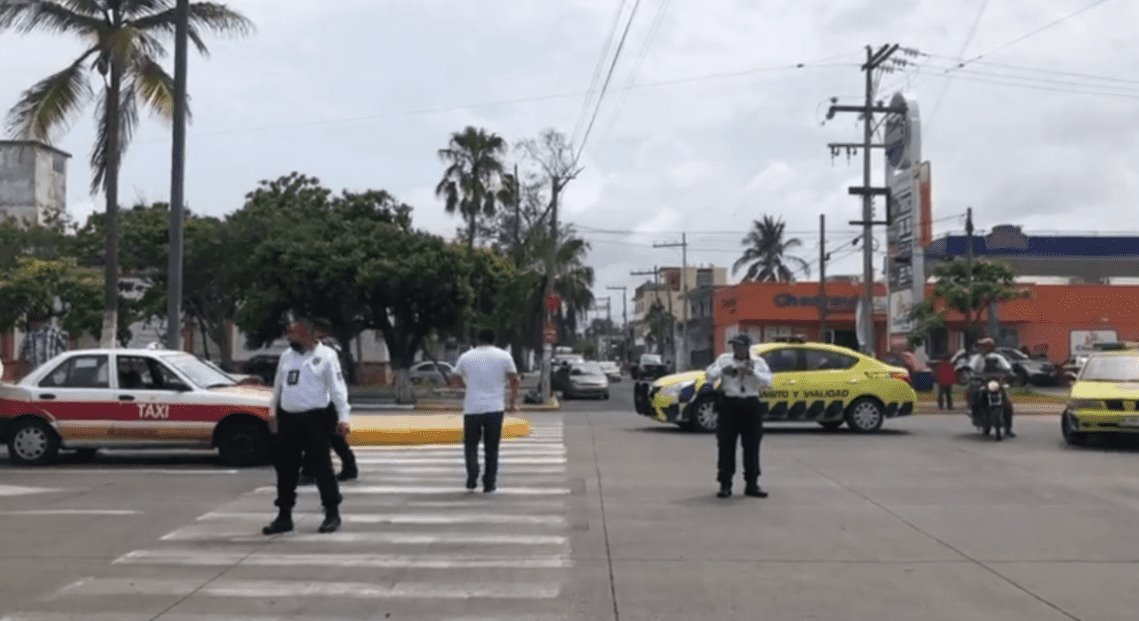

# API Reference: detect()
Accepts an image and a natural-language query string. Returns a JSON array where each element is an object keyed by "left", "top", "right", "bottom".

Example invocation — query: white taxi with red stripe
[{"left": 0, "top": 348, "right": 272, "bottom": 466}]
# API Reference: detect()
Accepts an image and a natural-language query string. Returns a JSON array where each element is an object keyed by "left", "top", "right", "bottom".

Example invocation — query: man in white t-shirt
[{"left": 452, "top": 328, "right": 520, "bottom": 493}]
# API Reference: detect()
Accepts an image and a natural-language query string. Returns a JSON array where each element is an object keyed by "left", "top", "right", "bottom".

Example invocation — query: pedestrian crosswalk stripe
[
  {"left": 160, "top": 525, "right": 569, "bottom": 546},
  {"left": 2, "top": 614, "right": 571, "bottom": 621},
  {"left": 250, "top": 484, "right": 571, "bottom": 495},
  {"left": 196, "top": 511, "right": 567, "bottom": 526},
  {"left": 346, "top": 453, "right": 560, "bottom": 462},
  {"left": 115, "top": 549, "right": 573, "bottom": 569},
  {"left": 55, "top": 577, "right": 562, "bottom": 599},
  {"left": 350, "top": 465, "right": 566, "bottom": 474},
  {"left": 210, "top": 498, "right": 569, "bottom": 511}
]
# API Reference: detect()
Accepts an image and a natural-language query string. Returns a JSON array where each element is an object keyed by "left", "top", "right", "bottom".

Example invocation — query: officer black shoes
[
  {"left": 466, "top": 478, "right": 478, "bottom": 491},
  {"left": 744, "top": 486, "right": 769, "bottom": 498},
  {"left": 484, "top": 482, "right": 497, "bottom": 494},
  {"left": 262, "top": 510, "right": 294, "bottom": 535},
  {"left": 717, "top": 486, "right": 732, "bottom": 498},
  {"left": 337, "top": 469, "right": 358, "bottom": 482},
  {"left": 319, "top": 509, "right": 342, "bottom": 534}
]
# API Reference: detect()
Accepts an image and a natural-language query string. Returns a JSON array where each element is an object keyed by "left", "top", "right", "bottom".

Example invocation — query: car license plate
[{"left": 1121, "top": 417, "right": 1139, "bottom": 428}]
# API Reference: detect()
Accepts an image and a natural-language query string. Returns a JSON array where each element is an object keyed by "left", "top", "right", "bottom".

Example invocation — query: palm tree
[
  {"left": 1, "top": 0, "right": 252, "bottom": 346},
  {"left": 733, "top": 215, "right": 810, "bottom": 282},
  {"left": 436, "top": 126, "right": 509, "bottom": 249}
]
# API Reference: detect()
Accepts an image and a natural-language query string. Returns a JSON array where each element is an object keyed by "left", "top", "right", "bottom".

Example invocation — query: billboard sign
[{"left": 884, "top": 92, "right": 925, "bottom": 341}]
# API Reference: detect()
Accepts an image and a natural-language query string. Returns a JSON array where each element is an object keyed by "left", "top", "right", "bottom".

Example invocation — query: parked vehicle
[
  {"left": 1062, "top": 350, "right": 1139, "bottom": 446},
  {"left": 0, "top": 349, "right": 272, "bottom": 466},
  {"left": 632, "top": 354, "right": 668, "bottom": 381},
  {"left": 598, "top": 360, "right": 622, "bottom": 383},
  {"left": 408, "top": 360, "right": 455, "bottom": 385},
  {"left": 995, "top": 347, "right": 1057, "bottom": 386},
  {"left": 636, "top": 341, "right": 915, "bottom": 433},
  {"left": 562, "top": 362, "right": 610, "bottom": 400}
]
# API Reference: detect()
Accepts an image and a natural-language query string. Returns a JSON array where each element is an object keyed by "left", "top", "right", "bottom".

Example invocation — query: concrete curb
[
  {"left": 413, "top": 397, "right": 561, "bottom": 412},
  {"left": 347, "top": 414, "right": 531, "bottom": 446}
]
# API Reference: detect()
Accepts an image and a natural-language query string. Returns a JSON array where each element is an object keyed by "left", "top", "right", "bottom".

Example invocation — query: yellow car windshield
[{"left": 1081, "top": 357, "right": 1139, "bottom": 383}]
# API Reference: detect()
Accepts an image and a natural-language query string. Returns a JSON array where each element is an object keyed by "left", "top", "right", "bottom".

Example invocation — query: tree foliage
[
  {"left": 908, "top": 259, "right": 1030, "bottom": 348},
  {"left": 0, "top": 257, "right": 103, "bottom": 338},
  {"left": 734, "top": 215, "right": 809, "bottom": 282}
]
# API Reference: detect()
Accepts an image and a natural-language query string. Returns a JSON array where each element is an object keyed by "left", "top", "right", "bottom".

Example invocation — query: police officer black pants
[
  {"left": 717, "top": 396, "right": 763, "bottom": 490},
  {"left": 464, "top": 412, "right": 504, "bottom": 491},
  {"left": 273, "top": 408, "right": 342, "bottom": 512},
  {"left": 300, "top": 406, "right": 357, "bottom": 480}
]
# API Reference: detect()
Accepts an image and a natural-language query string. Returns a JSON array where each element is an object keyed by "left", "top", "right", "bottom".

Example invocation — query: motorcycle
[{"left": 970, "top": 373, "right": 1012, "bottom": 441}]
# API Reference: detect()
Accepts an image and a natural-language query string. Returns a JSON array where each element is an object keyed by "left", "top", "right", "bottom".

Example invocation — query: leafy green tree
[
  {"left": 733, "top": 215, "right": 809, "bottom": 282},
  {"left": 1, "top": 0, "right": 253, "bottom": 346},
  {"left": 231, "top": 174, "right": 415, "bottom": 381},
  {"left": 358, "top": 228, "right": 473, "bottom": 403},
  {"left": 0, "top": 257, "right": 103, "bottom": 340},
  {"left": 436, "top": 126, "right": 509, "bottom": 249},
  {"left": 907, "top": 259, "right": 1029, "bottom": 349}
]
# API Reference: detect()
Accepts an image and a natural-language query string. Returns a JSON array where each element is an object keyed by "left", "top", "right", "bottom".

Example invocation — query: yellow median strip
[{"left": 347, "top": 414, "right": 532, "bottom": 446}]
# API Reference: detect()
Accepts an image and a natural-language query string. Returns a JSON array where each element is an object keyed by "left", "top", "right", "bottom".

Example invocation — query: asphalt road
[{"left": 2, "top": 380, "right": 1138, "bottom": 620}]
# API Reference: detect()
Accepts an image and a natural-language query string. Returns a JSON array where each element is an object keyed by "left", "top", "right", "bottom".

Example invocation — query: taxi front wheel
[
  {"left": 7, "top": 417, "right": 61, "bottom": 466},
  {"left": 217, "top": 421, "right": 272, "bottom": 467}
]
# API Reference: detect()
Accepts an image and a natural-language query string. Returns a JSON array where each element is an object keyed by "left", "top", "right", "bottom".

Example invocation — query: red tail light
[{"left": 890, "top": 371, "right": 911, "bottom": 384}]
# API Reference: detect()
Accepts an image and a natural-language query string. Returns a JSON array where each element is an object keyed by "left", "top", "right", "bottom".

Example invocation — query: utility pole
[
  {"left": 631, "top": 267, "right": 660, "bottom": 356},
  {"left": 818, "top": 213, "right": 828, "bottom": 342},
  {"left": 165, "top": 0, "right": 190, "bottom": 351},
  {"left": 653, "top": 235, "right": 689, "bottom": 370},
  {"left": 512, "top": 163, "right": 521, "bottom": 249},
  {"left": 825, "top": 43, "right": 904, "bottom": 357},
  {"left": 538, "top": 188, "right": 559, "bottom": 405},
  {"left": 965, "top": 206, "right": 975, "bottom": 350},
  {"left": 606, "top": 285, "right": 628, "bottom": 364}
]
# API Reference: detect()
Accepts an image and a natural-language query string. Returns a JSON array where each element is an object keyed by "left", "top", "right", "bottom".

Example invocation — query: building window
[{"left": 52, "top": 154, "right": 65, "bottom": 173}]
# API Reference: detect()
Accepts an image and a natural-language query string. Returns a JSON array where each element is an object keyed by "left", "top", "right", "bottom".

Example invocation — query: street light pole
[{"left": 165, "top": 0, "right": 189, "bottom": 351}]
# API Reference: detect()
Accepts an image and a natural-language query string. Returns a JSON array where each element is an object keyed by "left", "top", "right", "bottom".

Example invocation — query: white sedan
[{"left": 0, "top": 348, "right": 273, "bottom": 466}]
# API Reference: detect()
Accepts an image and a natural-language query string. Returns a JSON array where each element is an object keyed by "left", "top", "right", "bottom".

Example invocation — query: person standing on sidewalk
[
  {"left": 705, "top": 334, "right": 773, "bottom": 499},
  {"left": 933, "top": 356, "right": 957, "bottom": 410},
  {"left": 19, "top": 313, "right": 69, "bottom": 375},
  {"left": 450, "top": 328, "right": 520, "bottom": 493},
  {"left": 263, "top": 318, "right": 351, "bottom": 535},
  {"left": 298, "top": 319, "right": 358, "bottom": 484}
]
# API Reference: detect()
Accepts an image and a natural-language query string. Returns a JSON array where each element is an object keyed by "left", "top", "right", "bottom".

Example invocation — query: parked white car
[{"left": 0, "top": 349, "right": 273, "bottom": 466}]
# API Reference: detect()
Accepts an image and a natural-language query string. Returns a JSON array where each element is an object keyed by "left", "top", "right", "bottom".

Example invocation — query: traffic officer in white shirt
[
  {"left": 298, "top": 318, "right": 358, "bottom": 484},
  {"left": 263, "top": 318, "right": 351, "bottom": 535},
  {"left": 705, "top": 334, "right": 774, "bottom": 499}
]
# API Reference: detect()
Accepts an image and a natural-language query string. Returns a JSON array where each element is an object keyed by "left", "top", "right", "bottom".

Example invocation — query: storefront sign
[{"left": 773, "top": 293, "right": 858, "bottom": 311}]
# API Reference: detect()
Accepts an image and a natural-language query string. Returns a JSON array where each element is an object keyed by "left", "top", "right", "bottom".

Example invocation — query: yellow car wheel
[
  {"left": 685, "top": 397, "right": 718, "bottom": 433},
  {"left": 1061, "top": 410, "right": 1087, "bottom": 446},
  {"left": 844, "top": 398, "right": 885, "bottom": 433}
]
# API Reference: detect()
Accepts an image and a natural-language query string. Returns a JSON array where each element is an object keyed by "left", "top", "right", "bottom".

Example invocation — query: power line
[
  {"left": 928, "top": 0, "right": 991, "bottom": 124},
  {"left": 595, "top": 0, "right": 672, "bottom": 151},
  {"left": 571, "top": 0, "right": 629, "bottom": 149},
  {"left": 573, "top": 0, "right": 645, "bottom": 165},
  {"left": 953, "top": 0, "right": 1114, "bottom": 69},
  {"left": 920, "top": 52, "right": 1139, "bottom": 86}
]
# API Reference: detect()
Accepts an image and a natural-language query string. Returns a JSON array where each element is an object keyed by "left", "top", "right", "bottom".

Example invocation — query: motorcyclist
[{"left": 967, "top": 338, "right": 1016, "bottom": 438}]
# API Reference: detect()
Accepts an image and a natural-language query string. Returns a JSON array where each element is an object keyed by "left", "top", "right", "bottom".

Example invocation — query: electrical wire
[
  {"left": 571, "top": 0, "right": 629, "bottom": 149},
  {"left": 928, "top": 0, "right": 990, "bottom": 124},
  {"left": 948, "top": 0, "right": 1114, "bottom": 71},
  {"left": 595, "top": 0, "right": 671, "bottom": 152},
  {"left": 920, "top": 52, "right": 1139, "bottom": 86},
  {"left": 573, "top": 0, "right": 645, "bottom": 165}
]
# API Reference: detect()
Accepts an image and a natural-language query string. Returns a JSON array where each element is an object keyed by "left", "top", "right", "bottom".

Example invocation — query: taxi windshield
[
  {"left": 1080, "top": 356, "right": 1139, "bottom": 383},
  {"left": 164, "top": 353, "right": 237, "bottom": 388}
]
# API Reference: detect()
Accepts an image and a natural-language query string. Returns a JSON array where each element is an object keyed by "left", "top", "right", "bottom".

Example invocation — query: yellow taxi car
[
  {"left": 1061, "top": 349, "right": 1139, "bottom": 445},
  {"left": 633, "top": 341, "right": 916, "bottom": 433}
]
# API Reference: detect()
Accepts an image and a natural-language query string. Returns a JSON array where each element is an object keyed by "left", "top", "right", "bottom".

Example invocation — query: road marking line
[
  {"left": 4, "top": 615, "right": 569, "bottom": 621},
  {"left": 114, "top": 549, "right": 573, "bottom": 569},
  {"left": 251, "top": 485, "right": 570, "bottom": 495},
  {"left": 0, "top": 469, "right": 238, "bottom": 475},
  {"left": 197, "top": 511, "right": 567, "bottom": 526},
  {"left": 351, "top": 466, "right": 566, "bottom": 474},
  {"left": 0, "top": 510, "right": 140, "bottom": 516},
  {"left": 348, "top": 455, "right": 562, "bottom": 460},
  {"left": 160, "top": 526, "right": 569, "bottom": 546},
  {"left": 212, "top": 498, "right": 569, "bottom": 512},
  {"left": 0, "top": 484, "right": 66, "bottom": 496},
  {"left": 53, "top": 577, "right": 561, "bottom": 599}
]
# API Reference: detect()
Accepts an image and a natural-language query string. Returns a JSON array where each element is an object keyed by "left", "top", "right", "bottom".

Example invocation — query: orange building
[{"left": 713, "top": 281, "right": 1139, "bottom": 364}]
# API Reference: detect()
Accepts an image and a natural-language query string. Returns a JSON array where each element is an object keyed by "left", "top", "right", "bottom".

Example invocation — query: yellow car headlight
[{"left": 1069, "top": 399, "right": 1102, "bottom": 411}]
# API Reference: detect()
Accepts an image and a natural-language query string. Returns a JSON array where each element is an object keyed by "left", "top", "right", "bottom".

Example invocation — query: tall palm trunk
[{"left": 100, "top": 63, "right": 123, "bottom": 348}]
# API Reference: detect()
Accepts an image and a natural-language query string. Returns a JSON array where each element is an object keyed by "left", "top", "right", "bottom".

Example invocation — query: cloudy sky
[{"left": 5, "top": 0, "right": 1139, "bottom": 314}]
